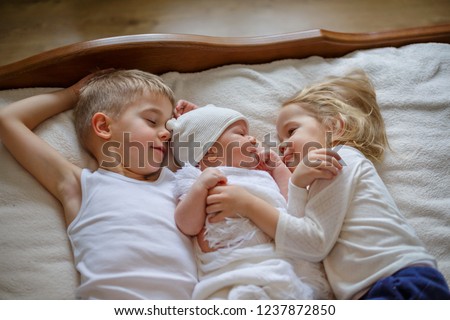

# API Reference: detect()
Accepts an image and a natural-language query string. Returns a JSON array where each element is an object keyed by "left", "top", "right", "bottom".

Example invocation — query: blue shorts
[{"left": 361, "top": 266, "right": 450, "bottom": 300}]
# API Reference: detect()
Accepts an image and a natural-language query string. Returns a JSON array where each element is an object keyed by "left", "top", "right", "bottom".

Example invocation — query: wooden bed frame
[{"left": 1, "top": 24, "right": 450, "bottom": 90}]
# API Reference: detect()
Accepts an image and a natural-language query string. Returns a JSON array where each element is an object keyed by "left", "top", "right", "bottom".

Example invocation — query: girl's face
[
  {"left": 276, "top": 103, "right": 329, "bottom": 172},
  {"left": 108, "top": 92, "right": 173, "bottom": 179},
  {"left": 199, "top": 120, "right": 258, "bottom": 170}
]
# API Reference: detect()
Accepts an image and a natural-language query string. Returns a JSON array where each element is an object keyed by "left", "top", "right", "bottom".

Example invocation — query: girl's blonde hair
[
  {"left": 282, "top": 70, "right": 388, "bottom": 162},
  {"left": 74, "top": 69, "right": 175, "bottom": 149}
]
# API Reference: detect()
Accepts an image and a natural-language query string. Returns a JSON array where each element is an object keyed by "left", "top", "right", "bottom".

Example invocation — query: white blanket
[
  {"left": 1, "top": 43, "right": 449, "bottom": 299},
  {"left": 192, "top": 244, "right": 316, "bottom": 300}
]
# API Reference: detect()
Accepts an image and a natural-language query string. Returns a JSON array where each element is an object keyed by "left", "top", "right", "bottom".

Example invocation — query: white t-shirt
[
  {"left": 276, "top": 146, "right": 437, "bottom": 299},
  {"left": 68, "top": 168, "right": 197, "bottom": 299}
]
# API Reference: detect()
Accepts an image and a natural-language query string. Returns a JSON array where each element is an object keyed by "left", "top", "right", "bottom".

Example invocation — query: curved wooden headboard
[{"left": 1, "top": 24, "right": 450, "bottom": 90}]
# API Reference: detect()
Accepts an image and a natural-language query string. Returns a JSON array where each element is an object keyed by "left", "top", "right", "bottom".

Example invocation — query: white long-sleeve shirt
[{"left": 276, "top": 146, "right": 436, "bottom": 299}]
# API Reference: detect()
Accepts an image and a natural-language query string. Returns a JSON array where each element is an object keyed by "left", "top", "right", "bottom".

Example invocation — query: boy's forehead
[{"left": 139, "top": 94, "right": 173, "bottom": 113}]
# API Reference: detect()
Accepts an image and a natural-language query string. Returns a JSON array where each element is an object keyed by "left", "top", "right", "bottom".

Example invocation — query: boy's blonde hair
[
  {"left": 74, "top": 69, "right": 175, "bottom": 149},
  {"left": 282, "top": 70, "right": 388, "bottom": 162}
]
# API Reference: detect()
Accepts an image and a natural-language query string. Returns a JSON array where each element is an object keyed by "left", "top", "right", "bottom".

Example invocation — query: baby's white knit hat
[{"left": 166, "top": 104, "right": 248, "bottom": 166}]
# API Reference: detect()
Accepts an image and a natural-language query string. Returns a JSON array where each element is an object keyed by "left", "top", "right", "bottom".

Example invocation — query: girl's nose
[{"left": 248, "top": 135, "right": 257, "bottom": 144}]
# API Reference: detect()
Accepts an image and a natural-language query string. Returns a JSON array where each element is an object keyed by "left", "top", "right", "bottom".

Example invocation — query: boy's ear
[{"left": 91, "top": 112, "right": 112, "bottom": 140}]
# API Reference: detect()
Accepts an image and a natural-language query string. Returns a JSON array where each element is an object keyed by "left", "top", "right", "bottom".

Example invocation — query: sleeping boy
[{"left": 0, "top": 69, "right": 197, "bottom": 299}]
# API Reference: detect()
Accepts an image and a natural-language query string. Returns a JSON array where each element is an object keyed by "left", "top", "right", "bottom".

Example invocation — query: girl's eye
[{"left": 146, "top": 119, "right": 157, "bottom": 125}]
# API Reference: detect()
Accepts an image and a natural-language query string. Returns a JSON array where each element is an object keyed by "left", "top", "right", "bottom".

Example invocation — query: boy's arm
[
  {"left": 175, "top": 168, "right": 227, "bottom": 236},
  {"left": 0, "top": 77, "right": 91, "bottom": 225}
]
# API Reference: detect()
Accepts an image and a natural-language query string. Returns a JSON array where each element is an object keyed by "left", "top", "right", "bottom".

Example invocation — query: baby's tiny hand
[{"left": 197, "top": 167, "right": 227, "bottom": 190}]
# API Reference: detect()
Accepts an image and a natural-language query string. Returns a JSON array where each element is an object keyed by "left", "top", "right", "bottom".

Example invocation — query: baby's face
[{"left": 200, "top": 120, "right": 259, "bottom": 169}]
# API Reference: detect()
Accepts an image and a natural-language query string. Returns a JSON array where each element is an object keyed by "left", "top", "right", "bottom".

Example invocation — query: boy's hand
[
  {"left": 174, "top": 100, "right": 199, "bottom": 118},
  {"left": 69, "top": 69, "right": 113, "bottom": 97},
  {"left": 291, "top": 148, "right": 343, "bottom": 188}
]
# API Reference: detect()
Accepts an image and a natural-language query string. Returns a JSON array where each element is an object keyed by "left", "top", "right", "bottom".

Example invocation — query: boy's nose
[{"left": 159, "top": 128, "right": 171, "bottom": 141}]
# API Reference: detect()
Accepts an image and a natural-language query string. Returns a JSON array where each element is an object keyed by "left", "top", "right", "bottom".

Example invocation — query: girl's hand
[
  {"left": 174, "top": 100, "right": 199, "bottom": 118},
  {"left": 206, "top": 184, "right": 279, "bottom": 239},
  {"left": 292, "top": 148, "right": 343, "bottom": 188},
  {"left": 206, "top": 185, "right": 252, "bottom": 221}
]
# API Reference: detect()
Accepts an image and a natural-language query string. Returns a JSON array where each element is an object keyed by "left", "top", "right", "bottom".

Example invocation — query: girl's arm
[
  {"left": 175, "top": 168, "right": 227, "bottom": 236},
  {"left": 276, "top": 170, "right": 349, "bottom": 262},
  {"left": 0, "top": 74, "right": 92, "bottom": 225}
]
